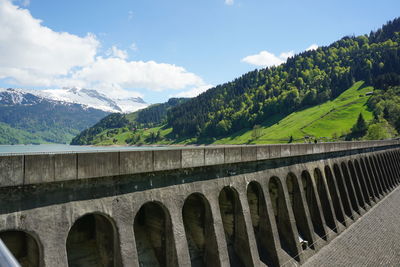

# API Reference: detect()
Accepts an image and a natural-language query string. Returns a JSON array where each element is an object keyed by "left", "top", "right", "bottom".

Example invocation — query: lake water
[{"left": 0, "top": 144, "right": 180, "bottom": 155}]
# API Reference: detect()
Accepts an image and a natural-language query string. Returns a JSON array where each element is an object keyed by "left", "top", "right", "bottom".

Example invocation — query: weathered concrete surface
[
  {"left": 78, "top": 152, "right": 119, "bottom": 179},
  {"left": 1, "top": 140, "right": 398, "bottom": 187},
  {"left": 25, "top": 154, "right": 55, "bottom": 184},
  {"left": 0, "top": 143, "right": 399, "bottom": 267},
  {"left": 120, "top": 151, "right": 153, "bottom": 174},
  {"left": 54, "top": 154, "right": 77, "bottom": 181},
  {"left": 154, "top": 150, "right": 181, "bottom": 171},
  {"left": 182, "top": 148, "right": 204, "bottom": 168},
  {"left": 303, "top": 186, "right": 400, "bottom": 267},
  {"left": 0, "top": 155, "right": 23, "bottom": 187},
  {"left": 205, "top": 147, "right": 224, "bottom": 165}
]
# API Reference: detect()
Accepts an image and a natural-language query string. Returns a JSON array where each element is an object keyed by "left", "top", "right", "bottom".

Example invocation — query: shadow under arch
[
  {"left": 376, "top": 154, "right": 393, "bottom": 189},
  {"left": 347, "top": 160, "right": 366, "bottom": 209},
  {"left": 333, "top": 164, "right": 353, "bottom": 219},
  {"left": 247, "top": 181, "right": 280, "bottom": 266},
  {"left": 0, "top": 230, "right": 41, "bottom": 267},
  {"left": 182, "top": 193, "right": 220, "bottom": 267},
  {"left": 66, "top": 212, "right": 122, "bottom": 267},
  {"left": 301, "top": 170, "right": 326, "bottom": 240},
  {"left": 371, "top": 155, "right": 389, "bottom": 192},
  {"left": 353, "top": 159, "right": 373, "bottom": 204},
  {"left": 269, "top": 176, "right": 300, "bottom": 262},
  {"left": 314, "top": 168, "right": 337, "bottom": 232},
  {"left": 366, "top": 156, "right": 384, "bottom": 195},
  {"left": 381, "top": 153, "right": 396, "bottom": 187},
  {"left": 285, "top": 173, "right": 315, "bottom": 249},
  {"left": 389, "top": 151, "right": 400, "bottom": 184},
  {"left": 356, "top": 157, "right": 379, "bottom": 200},
  {"left": 219, "top": 186, "right": 253, "bottom": 267},
  {"left": 387, "top": 152, "right": 400, "bottom": 185},
  {"left": 340, "top": 162, "right": 360, "bottom": 214},
  {"left": 324, "top": 165, "right": 346, "bottom": 226},
  {"left": 134, "top": 201, "right": 178, "bottom": 267}
]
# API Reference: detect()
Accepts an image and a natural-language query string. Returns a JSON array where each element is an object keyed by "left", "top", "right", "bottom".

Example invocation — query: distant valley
[{"left": 0, "top": 88, "right": 148, "bottom": 144}]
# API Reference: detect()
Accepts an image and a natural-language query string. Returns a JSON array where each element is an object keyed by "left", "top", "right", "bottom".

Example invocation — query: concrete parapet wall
[
  {"left": 1, "top": 147, "right": 399, "bottom": 267},
  {"left": 0, "top": 140, "right": 399, "bottom": 187}
]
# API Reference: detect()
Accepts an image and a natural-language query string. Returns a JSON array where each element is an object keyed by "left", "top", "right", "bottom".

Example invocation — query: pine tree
[{"left": 351, "top": 113, "right": 368, "bottom": 137}]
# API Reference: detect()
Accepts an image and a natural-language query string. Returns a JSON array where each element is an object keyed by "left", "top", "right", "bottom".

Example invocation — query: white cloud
[
  {"left": 225, "top": 0, "right": 234, "bottom": 5},
  {"left": 0, "top": 0, "right": 98, "bottom": 77},
  {"left": 174, "top": 84, "right": 213, "bottom": 98},
  {"left": 0, "top": 0, "right": 208, "bottom": 99},
  {"left": 306, "top": 44, "right": 318, "bottom": 51},
  {"left": 241, "top": 50, "right": 294, "bottom": 67},
  {"left": 107, "top": 46, "right": 128, "bottom": 60},
  {"left": 73, "top": 57, "right": 204, "bottom": 92},
  {"left": 279, "top": 51, "right": 294, "bottom": 60}
]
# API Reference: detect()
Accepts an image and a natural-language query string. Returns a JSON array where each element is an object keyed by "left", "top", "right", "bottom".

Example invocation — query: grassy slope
[
  {"left": 90, "top": 81, "right": 374, "bottom": 145},
  {"left": 216, "top": 81, "right": 373, "bottom": 144},
  {"left": 0, "top": 122, "right": 45, "bottom": 144},
  {"left": 0, "top": 122, "right": 78, "bottom": 144}
]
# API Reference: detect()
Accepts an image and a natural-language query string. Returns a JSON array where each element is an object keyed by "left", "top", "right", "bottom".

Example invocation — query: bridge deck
[{"left": 304, "top": 186, "right": 400, "bottom": 267}]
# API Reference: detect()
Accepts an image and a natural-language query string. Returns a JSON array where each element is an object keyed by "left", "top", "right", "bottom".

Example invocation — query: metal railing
[{"left": 0, "top": 239, "right": 20, "bottom": 267}]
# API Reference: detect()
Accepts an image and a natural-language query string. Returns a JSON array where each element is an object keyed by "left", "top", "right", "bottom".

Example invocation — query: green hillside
[
  {"left": 78, "top": 81, "right": 378, "bottom": 145},
  {"left": 215, "top": 81, "right": 373, "bottom": 144},
  {"left": 71, "top": 98, "right": 187, "bottom": 145},
  {"left": 0, "top": 122, "right": 44, "bottom": 144}
]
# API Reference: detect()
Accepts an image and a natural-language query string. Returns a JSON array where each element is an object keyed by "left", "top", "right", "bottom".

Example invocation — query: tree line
[{"left": 167, "top": 18, "right": 400, "bottom": 140}]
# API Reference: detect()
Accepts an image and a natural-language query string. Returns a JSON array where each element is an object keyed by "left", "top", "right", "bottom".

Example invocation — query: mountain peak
[{"left": 31, "top": 87, "right": 148, "bottom": 113}]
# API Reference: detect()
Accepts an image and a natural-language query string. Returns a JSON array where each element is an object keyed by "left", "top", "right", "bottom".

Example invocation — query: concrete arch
[
  {"left": 66, "top": 212, "right": 122, "bottom": 267},
  {"left": 246, "top": 181, "right": 279, "bottom": 266},
  {"left": 333, "top": 164, "right": 353, "bottom": 219},
  {"left": 134, "top": 201, "right": 178, "bottom": 267},
  {"left": 182, "top": 193, "right": 220, "bottom": 267},
  {"left": 0, "top": 230, "right": 41, "bottom": 267},
  {"left": 358, "top": 158, "right": 378, "bottom": 200},
  {"left": 324, "top": 165, "right": 346, "bottom": 226},
  {"left": 372, "top": 155, "right": 389, "bottom": 192},
  {"left": 389, "top": 151, "right": 400, "bottom": 184},
  {"left": 388, "top": 152, "right": 400, "bottom": 184},
  {"left": 301, "top": 170, "right": 327, "bottom": 240},
  {"left": 285, "top": 173, "right": 315, "bottom": 249},
  {"left": 218, "top": 186, "right": 253, "bottom": 267},
  {"left": 366, "top": 156, "right": 384, "bottom": 195},
  {"left": 396, "top": 150, "right": 400, "bottom": 182},
  {"left": 354, "top": 159, "right": 374, "bottom": 203},
  {"left": 383, "top": 153, "right": 397, "bottom": 186},
  {"left": 268, "top": 176, "right": 300, "bottom": 262},
  {"left": 314, "top": 168, "right": 337, "bottom": 232},
  {"left": 347, "top": 161, "right": 367, "bottom": 208},
  {"left": 393, "top": 151, "right": 400, "bottom": 183},
  {"left": 340, "top": 162, "right": 360, "bottom": 214},
  {"left": 377, "top": 154, "right": 393, "bottom": 189}
]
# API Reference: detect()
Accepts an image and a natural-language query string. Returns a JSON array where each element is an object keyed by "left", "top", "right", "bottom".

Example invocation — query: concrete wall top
[{"left": 0, "top": 140, "right": 399, "bottom": 187}]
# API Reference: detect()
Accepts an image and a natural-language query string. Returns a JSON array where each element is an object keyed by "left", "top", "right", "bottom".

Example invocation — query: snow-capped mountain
[{"left": 0, "top": 87, "right": 148, "bottom": 113}]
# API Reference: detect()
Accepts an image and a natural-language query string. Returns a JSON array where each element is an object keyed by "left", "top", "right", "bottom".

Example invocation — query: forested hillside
[
  {"left": 0, "top": 100, "right": 108, "bottom": 144},
  {"left": 71, "top": 18, "right": 400, "bottom": 145},
  {"left": 168, "top": 18, "right": 400, "bottom": 139},
  {"left": 71, "top": 98, "right": 187, "bottom": 145}
]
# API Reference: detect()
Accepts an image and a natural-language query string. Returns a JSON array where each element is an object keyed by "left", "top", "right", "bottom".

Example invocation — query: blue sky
[{"left": 0, "top": 0, "right": 399, "bottom": 103}]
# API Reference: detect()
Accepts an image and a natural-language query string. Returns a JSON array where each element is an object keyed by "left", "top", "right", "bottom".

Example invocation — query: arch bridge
[{"left": 0, "top": 140, "right": 399, "bottom": 266}]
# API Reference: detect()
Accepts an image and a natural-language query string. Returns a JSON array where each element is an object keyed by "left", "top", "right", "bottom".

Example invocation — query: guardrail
[{"left": 0, "top": 239, "right": 20, "bottom": 267}]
